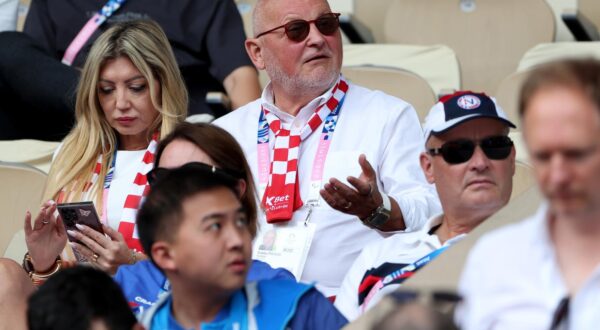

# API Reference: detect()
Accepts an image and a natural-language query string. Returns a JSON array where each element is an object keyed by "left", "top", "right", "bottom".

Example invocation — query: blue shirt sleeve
[
  {"left": 288, "top": 288, "right": 348, "bottom": 330},
  {"left": 248, "top": 259, "right": 296, "bottom": 282}
]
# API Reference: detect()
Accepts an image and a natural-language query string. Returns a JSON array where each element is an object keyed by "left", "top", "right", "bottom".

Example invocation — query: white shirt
[
  {"left": 457, "top": 203, "right": 600, "bottom": 330},
  {"left": 335, "top": 214, "right": 465, "bottom": 320},
  {"left": 104, "top": 150, "right": 146, "bottom": 230},
  {"left": 214, "top": 79, "right": 441, "bottom": 296}
]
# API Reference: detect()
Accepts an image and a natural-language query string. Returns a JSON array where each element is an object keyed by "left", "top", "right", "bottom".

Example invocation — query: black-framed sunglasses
[
  {"left": 147, "top": 162, "right": 244, "bottom": 187},
  {"left": 428, "top": 136, "right": 514, "bottom": 165},
  {"left": 255, "top": 12, "right": 341, "bottom": 42}
]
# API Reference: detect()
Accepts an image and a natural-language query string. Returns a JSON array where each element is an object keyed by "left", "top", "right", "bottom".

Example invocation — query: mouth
[
  {"left": 467, "top": 179, "right": 495, "bottom": 188},
  {"left": 228, "top": 259, "right": 247, "bottom": 274},
  {"left": 116, "top": 117, "right": 136, "bottom": 125},
  {"left": 304, "top": 54, "right": 330, "bottom": 64}
]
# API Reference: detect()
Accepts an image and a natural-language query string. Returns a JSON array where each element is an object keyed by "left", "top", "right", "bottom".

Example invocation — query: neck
[
  {"left": 270, "top": 81, "right": 336, "bottom": 116},
  {"left": 549, "top": 210, "right": 600, "bottom": 292},
  {"left": 551, "top": 210, "right": 600, "bottom": 256},
  {"left": 169, "top": 280, "right": 231, "bottom": 328},
  {"left": 435, "top": 213, "right": 486, "bottom": 244},
  {"left": 118, "top": 134, "right": 149, "bottom": 151}
]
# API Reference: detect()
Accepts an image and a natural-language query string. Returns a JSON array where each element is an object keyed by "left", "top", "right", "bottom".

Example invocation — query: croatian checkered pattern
[
  {"left": 261, "top": 77, "right": 349, "bottom": 222},
  {"left": 58, "top": 132, "right": 158, "bottom": 252}
]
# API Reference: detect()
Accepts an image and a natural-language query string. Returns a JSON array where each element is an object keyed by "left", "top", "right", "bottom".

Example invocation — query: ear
[
  {"left": 237, "top": 179, "right": 247, "bottom": 199},
  {"left": 245, "top": 38, "right": 265, "bottom": 70},
  {"left": 509, "top": 146, "right": 516, "bottom": 177},
  {"left": 151, "top": 241, "right": 177, "bottom": 272},
  {"left": 420, "top": 152, "right": 436, "bottom": 184}
]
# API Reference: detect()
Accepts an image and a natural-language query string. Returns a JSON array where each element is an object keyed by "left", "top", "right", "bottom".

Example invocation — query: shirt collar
[{"left": 260, "top": 75, "right": 341, "bottom": 124}]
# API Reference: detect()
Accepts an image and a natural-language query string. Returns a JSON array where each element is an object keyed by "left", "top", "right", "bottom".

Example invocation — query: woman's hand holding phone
[
  {"left": 68, "top": 224, "right": 136, "bottom": 274},
  {"left": 24, "top": 200, "right": 67, "bottom": 272}
]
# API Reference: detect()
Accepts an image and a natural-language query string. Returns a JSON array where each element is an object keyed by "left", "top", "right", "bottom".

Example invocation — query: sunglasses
[
  {"left": 428, "top": 136, "right": 513, "bottom": 164},
  {"left": 147, "top": 162, "right": 243, "bottom": 187},
  {"left": 255, "top": 12, "right": 341, "bottom": 42}
]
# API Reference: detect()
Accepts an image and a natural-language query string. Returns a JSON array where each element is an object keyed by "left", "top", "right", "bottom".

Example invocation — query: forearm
[{"left": 223, "top": 66, "right": 261, "bottom": 109}]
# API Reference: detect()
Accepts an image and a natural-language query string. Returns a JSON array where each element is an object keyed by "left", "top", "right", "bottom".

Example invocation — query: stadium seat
[
  {"left": 0, "top": 139, "right": 59, "bottom": 173},
  {"left": 342, "top": 66, "right": 436, "bottom": 122},
  {"left": 495, "top": 41, "right": 600, "bottom": 130},
  {"left": 383, "top": 0, "right": 555, "bottom": 94},
  {"left": 580, "top": 0, "right": 600, "bottom": 36},
  {"left": 0, "top": 161, "right": 47, "bottom": 257},
  {"left": 343, "top": 44, "right": 461, "bottom": 98}
]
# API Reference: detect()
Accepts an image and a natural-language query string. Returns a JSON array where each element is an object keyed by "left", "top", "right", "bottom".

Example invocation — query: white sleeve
[
  {"left": 334, "top": 245, "right": 373, "bottom": 321},
  {"left": 378, "top": 100, "right": 441, "bottom": 231},
  {"left": 0, "top": 0, "right": 18, "bottom": 31}
]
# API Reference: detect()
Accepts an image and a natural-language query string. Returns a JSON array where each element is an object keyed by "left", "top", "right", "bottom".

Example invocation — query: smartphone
[{"left": 57, "top": 201, "right": 105, "bottom": 245}]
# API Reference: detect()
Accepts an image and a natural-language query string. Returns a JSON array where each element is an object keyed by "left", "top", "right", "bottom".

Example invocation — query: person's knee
[{"left": 0, "top": 258, "right": 33, "bottom": 296}]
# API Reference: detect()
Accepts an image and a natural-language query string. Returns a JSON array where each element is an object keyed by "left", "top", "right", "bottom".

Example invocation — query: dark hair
[
  {"left": 137, "top": 163, "right": 241, "bottom": 264},
  {"left": 519, "top": 58, "right": 600, "bottom": 118},
  {"left": 154, "top": 122, "right": 258, "bottom": 236},
  {"left": 27, "top": 266, "right": 136, "bottom": 330}
]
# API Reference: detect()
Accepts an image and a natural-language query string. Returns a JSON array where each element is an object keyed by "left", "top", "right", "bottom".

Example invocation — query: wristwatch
[{"left": 363, "top": 193, "right": 392, "bottom": 228}]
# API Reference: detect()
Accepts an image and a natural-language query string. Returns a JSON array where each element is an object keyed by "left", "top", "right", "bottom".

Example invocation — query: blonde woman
[{"left": 22, "top": 19, "right": 187, "bottom": 280}]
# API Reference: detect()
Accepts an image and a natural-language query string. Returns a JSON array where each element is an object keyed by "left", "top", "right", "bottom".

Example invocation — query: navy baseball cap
[{"left": 423, "top": 91, "right": 516, "bottom": 143}]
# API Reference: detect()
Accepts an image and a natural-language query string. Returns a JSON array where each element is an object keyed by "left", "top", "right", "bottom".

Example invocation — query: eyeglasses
[
  {"left": 147, "top": 162, "right": 243, "bottom": 187},
  {"left": 428, "top": 136, "right": 513, "bottom": 164},
  {"left": 255, "top": 13, "right": 341, "bottom": 42}
]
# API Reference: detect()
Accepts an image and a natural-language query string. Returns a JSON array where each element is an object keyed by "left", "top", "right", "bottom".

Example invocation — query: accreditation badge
[{"left": 253, "top": 223, "right": 316, "bottom": 280}]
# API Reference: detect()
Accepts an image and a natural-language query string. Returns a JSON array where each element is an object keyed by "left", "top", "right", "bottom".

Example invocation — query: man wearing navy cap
[{"left": 335, "top": 91, "right": 516, "bottom": 321}]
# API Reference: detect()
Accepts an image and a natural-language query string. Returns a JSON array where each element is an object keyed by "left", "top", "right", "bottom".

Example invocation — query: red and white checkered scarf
[{"left": 261, "top": 78, "right": 349, "bottom": 222}]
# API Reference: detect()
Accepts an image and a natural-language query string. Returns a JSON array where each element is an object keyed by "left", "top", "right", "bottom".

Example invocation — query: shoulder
[
  {"left": 249, "top": 259, "right": 296, "bottom": 282},
  {"left": 114, "top": 260, "right": 163, "bottom": 284},
  {"left": 213, "top": 99, "right": 261, "bottom": 131}
]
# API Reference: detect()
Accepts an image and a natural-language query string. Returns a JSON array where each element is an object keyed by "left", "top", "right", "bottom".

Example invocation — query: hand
[
  {"left": 68, "top": 224, "right": 136, "bottom": 274},
  {"left": 320, "top": 154, "right": 383, "bottom": 220},
  {"left": 24, "top": 200, "right": 67, "bottom": 272}
]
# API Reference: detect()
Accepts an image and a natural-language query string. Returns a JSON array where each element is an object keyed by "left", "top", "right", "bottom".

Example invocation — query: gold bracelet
[{"left": 22, "top": 253, "right": 62, "bottom": 286}]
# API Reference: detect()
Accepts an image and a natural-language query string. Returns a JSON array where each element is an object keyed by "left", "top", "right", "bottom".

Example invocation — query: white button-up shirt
[
  {"left": 335, "top": 214, "right": 465, "bottom": 321},
  {"left": 457, "top": 203, "right": 600, "bottom": 330},
  {"left": 214, "top": 79, "right": 440, "bottom": 296}
]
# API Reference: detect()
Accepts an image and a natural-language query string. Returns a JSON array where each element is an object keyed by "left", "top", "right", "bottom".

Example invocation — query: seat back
[
  {"left": 342, "top": 66, "right": 436, "bottom": 122},
  {"left": 580, "top": 0, "right": 600, "bottom": 35},
  {"left": 495, "top": 70, "right": 532, "bottom": 130},
  {"left": 0, "top": 161, "right": 47, "bottom": 255},
  {"left": 384, "top": 0, "right": 555, "bottom": 94},
  {"left": 343, "top": 44, "right": 461, "bottom": 97},
  {"left": 354, "top": 0, "right": 394, "bottom": 43}
]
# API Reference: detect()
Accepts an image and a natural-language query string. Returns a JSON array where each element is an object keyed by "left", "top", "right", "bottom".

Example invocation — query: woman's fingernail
[
  {"left": 67, "top": 230, "right": 77, "bottom": 237},
  {"left": 75, "top": 224, "right": 85, "bottom": 231}
]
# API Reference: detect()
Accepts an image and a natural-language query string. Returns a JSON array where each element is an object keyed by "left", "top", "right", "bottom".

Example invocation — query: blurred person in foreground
[
  {"left": 458, "top": 59, "right": 600, "bottom": 329},
  {"left": 28, "top": 266, "right": 142, "bottom": 330}
]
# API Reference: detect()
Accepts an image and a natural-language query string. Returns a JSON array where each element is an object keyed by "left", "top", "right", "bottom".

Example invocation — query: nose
[
  {"left": 225, "top": 223, "right": 245, "bottom": 250},
  {"left": 306, "top": 22, "right": 327, "bottom": 46},
  {"left": 469, "top": 145, "right": 491, "bottom": 172},
  {"left": 546, "top": 154, "right": 571, "bottom": 188},
  {"left": 115, "top": 88, "right": 130, "bottom": 110}
]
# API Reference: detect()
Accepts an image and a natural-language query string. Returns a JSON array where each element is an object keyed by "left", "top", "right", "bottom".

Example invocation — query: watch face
[{"left": 369, "top": 212, "right": 390, "bottom": 227}]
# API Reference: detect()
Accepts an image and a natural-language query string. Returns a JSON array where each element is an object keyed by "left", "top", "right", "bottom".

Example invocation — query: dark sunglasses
[
  {"left": 428, "top": 136, "right": 513, "bottom": 164},
  {"left": 255, "top": 12, "right": 341, "bottom": 42},
  {"left": 147, "top": 162, "right": 243, "bottom": 187}
]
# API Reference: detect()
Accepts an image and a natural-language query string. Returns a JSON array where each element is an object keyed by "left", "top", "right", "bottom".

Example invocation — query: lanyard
[
  {"left": 256, "top": 95, "right": 346, "bottom": 217},
  {"left": 360, "top": 244, "right": 450, "bottom": 312},
  {"left": 62, "top": 0, "right": 127, "bottom": 65}
]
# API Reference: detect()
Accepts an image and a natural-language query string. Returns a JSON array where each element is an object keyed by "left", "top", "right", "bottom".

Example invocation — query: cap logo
[{"left": 456, "top": 95, "right": 481, "bottom": 110}]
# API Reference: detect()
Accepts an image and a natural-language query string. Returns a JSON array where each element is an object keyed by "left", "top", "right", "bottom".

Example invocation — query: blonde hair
[{"left": 44, "top": 19, "right": 187, "bottom": 206}]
